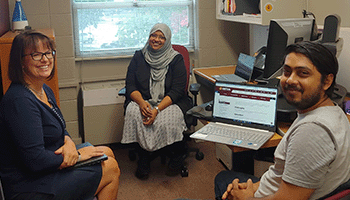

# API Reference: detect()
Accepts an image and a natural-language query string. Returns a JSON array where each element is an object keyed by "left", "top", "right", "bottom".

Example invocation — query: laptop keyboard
[
  {"left": 212, "top": 74, "right": 245, "bottom": 82},
  {"left": 199, "top": 123, "right": 269, "bottom": 143}
]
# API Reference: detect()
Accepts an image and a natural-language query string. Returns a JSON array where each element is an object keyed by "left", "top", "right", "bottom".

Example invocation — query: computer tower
[
  {"left": 215, "top": 143, "right": 255, "bottom": 175},
  {"left": 216, "top": 143, "right": 275, "bottom": 177}
]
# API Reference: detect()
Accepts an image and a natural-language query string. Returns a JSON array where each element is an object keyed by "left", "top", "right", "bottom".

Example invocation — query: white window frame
[{"left": 72, "top": 0, "right": 196, "bottom": 59}]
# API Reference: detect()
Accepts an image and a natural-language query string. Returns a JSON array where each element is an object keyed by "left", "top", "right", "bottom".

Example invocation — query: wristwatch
[
  {"left": 77, "top": 151, "right": 81, "bottom": 162},
  {"left": 155, "top": 106, "right": 160, "bottom": 113}
]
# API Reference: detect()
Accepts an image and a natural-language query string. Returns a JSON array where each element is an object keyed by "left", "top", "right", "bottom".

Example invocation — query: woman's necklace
[{"left": 27, "top": 85, "right": 45, "bottom": 98}]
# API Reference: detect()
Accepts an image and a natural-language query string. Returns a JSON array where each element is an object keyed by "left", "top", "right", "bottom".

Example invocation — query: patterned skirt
[{"left": 121, "top": 101, "right": 186, "bottom": 151}]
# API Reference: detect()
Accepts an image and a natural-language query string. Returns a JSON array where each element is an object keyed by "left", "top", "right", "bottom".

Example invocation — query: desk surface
[{"left": 193, "top": 66, "right": 236, "bottom": 83}]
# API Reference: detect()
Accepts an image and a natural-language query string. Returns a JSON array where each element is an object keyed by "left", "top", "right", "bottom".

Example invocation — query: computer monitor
[{"left": 262, "top": 18, "right": 314, "bottom": 80}]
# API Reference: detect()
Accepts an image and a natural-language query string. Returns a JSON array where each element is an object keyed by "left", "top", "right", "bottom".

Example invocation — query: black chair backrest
[
  {"left": 0, "top": 118, "right": 4, "bottom": 200},
  {"left": 0, "top": 178, "right": 5, "bottom": 200},
  {"left": 320, "top": 178, "right": 350, "bottom": 199}
]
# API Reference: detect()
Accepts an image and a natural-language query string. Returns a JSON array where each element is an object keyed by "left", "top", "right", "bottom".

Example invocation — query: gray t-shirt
[{"left": 255, "top": 105, "right": 350, "bottom": 199}]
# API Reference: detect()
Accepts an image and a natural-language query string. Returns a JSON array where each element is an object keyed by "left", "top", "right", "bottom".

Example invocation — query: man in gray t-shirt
[{"left": 216, "top": 41, "right": 350, "bottom": 200}]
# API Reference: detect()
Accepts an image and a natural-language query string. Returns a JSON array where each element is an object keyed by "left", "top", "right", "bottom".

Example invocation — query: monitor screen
[{"left": 262, "top": 18, "right": 314, "bottom": 79}]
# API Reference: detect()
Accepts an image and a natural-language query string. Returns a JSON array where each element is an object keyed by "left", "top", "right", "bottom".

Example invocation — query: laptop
[
  {"left": 190, "top": 81, "right": 278, "bottom": 150},
  {"left": 212, "top": 53, "right": 256, "bottom": 83}
]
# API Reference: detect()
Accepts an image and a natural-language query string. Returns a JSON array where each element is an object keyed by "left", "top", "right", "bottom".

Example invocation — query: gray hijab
[{"left": 142, "top": 23, "right": 179, "bottom": 106}]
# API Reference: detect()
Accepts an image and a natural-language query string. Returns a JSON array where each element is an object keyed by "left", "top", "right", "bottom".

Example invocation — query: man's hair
[
  {"left": 283, "top": 41, "right": 338, "bottom": 97},
  {"left": 8, "top": 30, "right": 56, "bottom": 85}
]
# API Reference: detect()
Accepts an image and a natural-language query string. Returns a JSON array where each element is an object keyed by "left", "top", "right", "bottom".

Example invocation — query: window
[{"left": 72, "top": 0, "right": 196, "bottom": 58}]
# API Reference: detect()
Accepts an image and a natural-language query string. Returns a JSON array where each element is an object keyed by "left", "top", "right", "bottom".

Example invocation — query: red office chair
[
  {"left": 119, "top": 45, "right": 203, "bottom": 177},
  {"left": 170, "top": 44, "right": 204, "bottom": 176},
  {"left": 172, "top": 45, "right": 191, "bottom": 90},
  {"left": 324, "top": 189, "right": 350, "bottom": 200},
  {"left": 320, "top": 178, "right": 350, "bottom": 200}
]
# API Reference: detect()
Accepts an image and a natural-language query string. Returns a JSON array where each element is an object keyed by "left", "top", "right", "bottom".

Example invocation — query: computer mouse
[{"left": 205, "top": 103, "right": 213, "bottom": 111}]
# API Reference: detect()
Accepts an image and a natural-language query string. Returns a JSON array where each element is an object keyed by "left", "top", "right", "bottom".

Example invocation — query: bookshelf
[{"left": 217, "top": 0, "right": 307, "bottom": 25}]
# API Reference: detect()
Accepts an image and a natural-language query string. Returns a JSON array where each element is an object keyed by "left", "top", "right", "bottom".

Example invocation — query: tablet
[{"left": 69, "top": 142, "right": 108, "bottom": 169}]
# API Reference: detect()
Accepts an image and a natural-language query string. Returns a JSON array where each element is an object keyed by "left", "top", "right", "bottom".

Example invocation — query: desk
[
  {"left": 193, "top": 66, "right": 283, "bottom": 153},
  {"left": 194, "top": 66, "right": 236, "bottom": 84}
]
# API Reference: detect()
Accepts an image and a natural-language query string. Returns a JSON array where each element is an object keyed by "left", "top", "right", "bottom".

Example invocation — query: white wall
[{"left": 336, "top": 28, "right": 350, "bottom": 91}]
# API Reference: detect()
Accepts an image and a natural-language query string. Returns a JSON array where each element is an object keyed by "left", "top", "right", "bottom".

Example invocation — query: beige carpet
[{"left": 112, "top": 140, "right": 227, "bottom": 200}]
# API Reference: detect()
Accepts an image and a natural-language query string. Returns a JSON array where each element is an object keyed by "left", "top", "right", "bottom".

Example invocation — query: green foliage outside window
[{"left": 73, "top": 0, "right": 193, "bottom": 57}]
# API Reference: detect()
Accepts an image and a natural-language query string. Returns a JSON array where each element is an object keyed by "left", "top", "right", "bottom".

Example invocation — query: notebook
[
  {"left": 190, "top": 81, "right": 278, "bottom": 150},
  {"left": 212, "top": 53, "right": 256, "bottom": 83},
  {"left": 68, "top": 142, "right": 108, "bottom": 169}
]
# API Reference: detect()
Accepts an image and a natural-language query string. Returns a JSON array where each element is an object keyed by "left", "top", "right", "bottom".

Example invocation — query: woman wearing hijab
[{"left": 121, "top": 23, "right": 192, "bottom": 179}]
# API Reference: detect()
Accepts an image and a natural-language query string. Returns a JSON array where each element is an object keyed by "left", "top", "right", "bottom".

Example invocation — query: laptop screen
[
  {"left": 212, "top": 81, "right": 278, "bottom": 132},
  {"left": 234, "top": 53, "right": 256, "bottom": 81}
]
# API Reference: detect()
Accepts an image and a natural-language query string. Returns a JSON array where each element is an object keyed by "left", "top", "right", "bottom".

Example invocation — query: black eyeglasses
[{"left": 24, "top": 50, "right": 56, "bottom": 61}]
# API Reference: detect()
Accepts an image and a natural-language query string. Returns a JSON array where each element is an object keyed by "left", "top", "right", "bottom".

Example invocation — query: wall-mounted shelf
[{"left": 216, "top": 0, "right": 307, "bottom": 25}]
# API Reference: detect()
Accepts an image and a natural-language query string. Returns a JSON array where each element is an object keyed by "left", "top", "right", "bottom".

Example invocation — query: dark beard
[{"left": 283, "top": 84, "right": 323, "bottom": 111}]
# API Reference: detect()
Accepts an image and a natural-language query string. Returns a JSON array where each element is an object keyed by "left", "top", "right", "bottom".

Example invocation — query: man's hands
[
  {"left": 222, "top": 178, "right": 314, "bottom": 200},
  {"left": 222, "top": 179, "right": 256, "bottom": 200}
]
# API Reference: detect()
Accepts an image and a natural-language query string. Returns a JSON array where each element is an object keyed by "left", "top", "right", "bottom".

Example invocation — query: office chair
[
  {"left": 324, "top": 189, "right": 350, "bottom": 200},
  {"left": 0, "top": 178, "right": 5, "bottom": 200},
  {"left": 320, "top": 178, "right": 350, "bottom": 200},
  {"left": 118, "top": 44, "right": 204, "bottom": 177}
]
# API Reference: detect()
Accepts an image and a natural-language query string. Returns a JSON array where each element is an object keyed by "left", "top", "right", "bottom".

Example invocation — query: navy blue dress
[{"left": 0, "top": 83, "right": 102, "bottom": 200}]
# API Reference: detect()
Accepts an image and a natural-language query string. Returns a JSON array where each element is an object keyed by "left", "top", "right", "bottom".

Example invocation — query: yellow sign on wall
[{"left": 264, "top": 3, "right": 273, "bottom": 13}]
